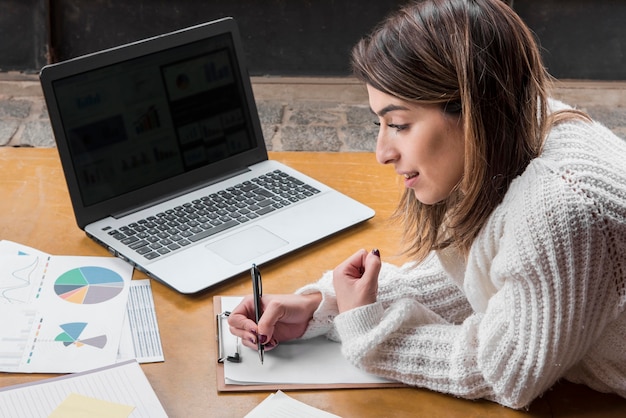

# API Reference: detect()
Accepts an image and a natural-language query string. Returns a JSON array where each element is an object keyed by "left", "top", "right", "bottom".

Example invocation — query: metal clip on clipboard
[{"left": 216, "top": 311, "right": 241, "bottom": 363}]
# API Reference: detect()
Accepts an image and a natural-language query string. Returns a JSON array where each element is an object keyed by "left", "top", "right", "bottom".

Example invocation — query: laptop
[{"left": 39, "top": 17, "right": 374, "bottom": 294}]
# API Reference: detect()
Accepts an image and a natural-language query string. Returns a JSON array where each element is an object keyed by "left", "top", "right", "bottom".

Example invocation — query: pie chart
[
  {"left": 54, "top": 266, "right": 124, "bottom": 304},
  {"left": 55, "top": 322, "right": 107, "bottom": 349}
]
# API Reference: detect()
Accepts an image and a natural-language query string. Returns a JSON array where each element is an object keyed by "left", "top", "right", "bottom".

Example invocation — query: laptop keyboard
[{"left": 106, "top": 170, "right": 320, "bottom": 260}]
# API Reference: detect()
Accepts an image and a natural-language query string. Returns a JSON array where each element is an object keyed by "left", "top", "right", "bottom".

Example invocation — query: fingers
[
  {"left": 339, "top": 248, "right": 369, "bottom": 278},
  {"left": 256, "top": 300, "right": 282, "bottom": 339},
  {"left": 227, "top": 296, "right": 279, "bottom": 351},
  {"left": 227, "top": 296, "right": 262, "bottom": 347},
  {"left": 333, "top": 248, "right": 382, "bottom": 312},
  {"left": 227, "top": 248, "right": 381, "bottom": 350},
  {"left": 362, "top": 248, "right": 382, "bottom": 282},
  {"left": 339, "top": 248, "right": 381, "bottom": 279}
]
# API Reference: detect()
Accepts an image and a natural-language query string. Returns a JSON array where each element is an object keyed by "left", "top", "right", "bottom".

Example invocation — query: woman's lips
[{"left": 403, "top": 172, "right": 419, "bottom": 188}]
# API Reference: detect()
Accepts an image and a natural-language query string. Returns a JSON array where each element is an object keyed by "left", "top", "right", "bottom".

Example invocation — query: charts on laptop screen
[{"left": 51, "top": 33, "right": 257, "bottom": 207}]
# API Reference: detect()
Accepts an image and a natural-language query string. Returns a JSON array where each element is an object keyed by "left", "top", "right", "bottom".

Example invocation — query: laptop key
[
  {"left": 110, "top": 232, "right": 126, "bottom": 240},
  {"left": 129, "top": 240, "right": 149, "bottom": 250},
  {"left": 136, "top": 246, "right": 152, "bottom": 255},
  {"left": 188, "top": 220, "right": 239, "bottom": 242},
  {"left": 121, "top": 236, "right": 139, "bottom": 245},
  {"left": 256, "top": 206, "right": 275, "bottom": 216},
  {"left": 256, "top": 188, "right": 274, "bottom": 198}
]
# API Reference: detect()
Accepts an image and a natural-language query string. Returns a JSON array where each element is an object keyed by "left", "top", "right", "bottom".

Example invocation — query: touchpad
[{"left": 205, "top": 226, "right": 288, "bottom": 265}]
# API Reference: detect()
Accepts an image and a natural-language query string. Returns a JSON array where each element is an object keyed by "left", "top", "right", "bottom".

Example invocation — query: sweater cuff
[
  {"left": 296, "top": 274, "right": 338, "bottom": 340},
  {"left": 334, "top": 302, "right": 385, "bottom": 342}
]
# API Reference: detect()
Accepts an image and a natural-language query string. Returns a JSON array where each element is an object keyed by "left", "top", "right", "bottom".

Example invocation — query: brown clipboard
[{"left": 214, "top": 296, "right": 406, "bottom": 392}]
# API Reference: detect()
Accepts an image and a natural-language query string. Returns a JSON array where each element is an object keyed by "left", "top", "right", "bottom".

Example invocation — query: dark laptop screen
[{"left": 51, "top": 32, "right": 255, "bottom": 207}]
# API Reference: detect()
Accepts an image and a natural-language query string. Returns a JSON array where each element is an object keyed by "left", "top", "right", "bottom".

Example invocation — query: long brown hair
[{"left": 352, "top": 0, "right": 587, "bottom": 261}]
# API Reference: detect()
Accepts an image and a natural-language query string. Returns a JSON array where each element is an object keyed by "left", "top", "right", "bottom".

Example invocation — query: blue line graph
[{"left": 0, "top": 256, "right": 40, "bottom": 304}]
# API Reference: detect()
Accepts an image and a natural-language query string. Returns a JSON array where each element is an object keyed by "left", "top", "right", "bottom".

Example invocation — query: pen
[{"left": 251, "top": 263, "right": 264, "bottom": 364}]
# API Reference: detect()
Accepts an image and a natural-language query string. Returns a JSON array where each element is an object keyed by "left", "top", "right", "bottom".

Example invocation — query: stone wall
[{"left": 1, "top": 75, "right": 625, "bottom": 149}]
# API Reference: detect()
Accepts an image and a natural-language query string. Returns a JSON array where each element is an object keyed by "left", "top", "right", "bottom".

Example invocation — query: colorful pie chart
[
  {"left": 54, "top": 266, "right": 124, "bottom": 304},
  {"left": 55, "top": 322, "right": 107, "bottom": 349}
]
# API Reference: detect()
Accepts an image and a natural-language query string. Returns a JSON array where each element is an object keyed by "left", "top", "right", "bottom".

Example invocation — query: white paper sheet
[
  {"left": 117, "top": 280, "right": 164, "bottom": 363},
  {"left": 245, "top": 390, "right": 341, "bottom": 418},
  {"left": 0, "top": 241, "right": 133, "bottom": 373},
  {"left": 0, "top": 360, "right": 167, "bottom": 418},
  {"left": 1, "top": 240, "right": 165, "bottom": 369},
  {"left": 220, "top": 296, "right": 393, "bottom": 385}
]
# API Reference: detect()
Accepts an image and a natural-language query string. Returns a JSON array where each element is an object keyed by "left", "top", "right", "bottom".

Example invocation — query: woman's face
[{"left": 368, "top": 85, "right": 465, "bottom": 205}]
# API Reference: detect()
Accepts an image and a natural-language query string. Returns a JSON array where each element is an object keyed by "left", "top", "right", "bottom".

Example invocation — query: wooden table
[{"left": 1, "top": 147, "right": 625, "bottom": 417}]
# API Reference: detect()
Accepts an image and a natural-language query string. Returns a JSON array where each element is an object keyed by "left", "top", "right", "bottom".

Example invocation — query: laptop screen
[{"left": 50, "top": 32, "right": 257, "bottom": 207}]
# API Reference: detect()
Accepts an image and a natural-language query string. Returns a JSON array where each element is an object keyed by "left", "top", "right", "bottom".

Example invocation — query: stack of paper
[{"left": 0, "top": 360, "right": 168, "bottom": 417}]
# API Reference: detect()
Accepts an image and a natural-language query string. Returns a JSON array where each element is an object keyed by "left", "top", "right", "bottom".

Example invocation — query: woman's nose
[{"left": 375, "top": 130, "right": 398, "bottom": 165}]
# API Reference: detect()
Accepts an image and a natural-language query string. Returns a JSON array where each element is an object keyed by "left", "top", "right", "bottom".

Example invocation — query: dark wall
[
  {"left": 514, "top": 0, "right": 626, "bottom": 80},
  {"left": 2, "top": 0, "right": 625, "bottom": 80},
  {"left": 47, "top": 0, "right": 406, "bottom": 77},
  {"left": 0, "top": 0, "right": 48, "bottom": 72}
]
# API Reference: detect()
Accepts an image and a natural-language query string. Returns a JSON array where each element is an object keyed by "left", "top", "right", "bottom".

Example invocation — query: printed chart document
[
  {"left": 0, "top": 359, "right": 168, "bottom": 418},
  {"left": 0, "top": 241, "right": 133, "bottom": 373},
  {"left": 117, "top": 280, "right": 164, "bottom": 363},
  {"left": 0, "top": 240, "right": 164, "bottom": 369},
  {"left": 217, "top": 296, "right": 401, "bottom": 390}
]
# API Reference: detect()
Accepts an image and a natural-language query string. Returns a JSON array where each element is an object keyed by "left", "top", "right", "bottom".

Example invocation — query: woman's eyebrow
[{"left": 370, "top": 104, "right": 411, "bottom": 117}]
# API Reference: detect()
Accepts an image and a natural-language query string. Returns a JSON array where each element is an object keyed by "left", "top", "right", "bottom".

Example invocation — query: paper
[
  {"left": 220, "top": 296, "right": 393, "bottom": 385},
  {"left": 49, "top": 393, "right": 134, "bottom": 418},
  {"left": 0, "top": 240, "right": 165, "bottom": 369},
  {"left": 0, "top": 360, "right": 167, "bottom": 418},
  {"left": 0, "top": 239, "right": 132, "bottom": 374},
  {"left": 117, "top": 280, "right": 164, "bottom": 363},
  {"left": 0, "top": 240, "right": 50, "bottom": 258},
  {"left": 245, "top": 391, "right": 341, "bottom": 418},
  {"left": 0, "top": 247, "right": 133, "bottom": 373}
]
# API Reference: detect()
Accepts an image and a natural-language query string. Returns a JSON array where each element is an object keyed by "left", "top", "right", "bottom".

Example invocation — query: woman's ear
[{"left": 444, "top": 101, "right": 462, "bottom": 114}]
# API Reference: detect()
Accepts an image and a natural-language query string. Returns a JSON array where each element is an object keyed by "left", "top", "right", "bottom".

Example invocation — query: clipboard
[{"left": 214, "top": 296, "right": 406, "bottom": 392}]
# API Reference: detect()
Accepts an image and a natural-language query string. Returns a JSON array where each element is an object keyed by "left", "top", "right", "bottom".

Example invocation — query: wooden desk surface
[{"left": 1, "top": 147, "right": 625, "bottom": 417}]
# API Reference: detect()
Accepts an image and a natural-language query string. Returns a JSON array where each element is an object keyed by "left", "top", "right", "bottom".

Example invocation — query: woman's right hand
[{"left": 227, "top": 293, "right": 322, "bottom": 351}]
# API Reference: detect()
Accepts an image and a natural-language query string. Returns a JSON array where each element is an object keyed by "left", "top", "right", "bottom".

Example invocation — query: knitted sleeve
[
  {"left": 296, "top": 253, "right": 473, "bottom": 340},
  {"left": 334, "top": 120, "right": 626, "bottom": 409}
]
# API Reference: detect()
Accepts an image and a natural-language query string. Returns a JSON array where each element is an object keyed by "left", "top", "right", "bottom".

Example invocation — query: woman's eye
[
  {"left": 387, "top": 123, "right": 409, "bottom": 132},
  {"left": 372, "top": 121, "right": 408, "bottom": 132},
  {"left": 374, "top": 121, "right": 409, "bottom": 132}
]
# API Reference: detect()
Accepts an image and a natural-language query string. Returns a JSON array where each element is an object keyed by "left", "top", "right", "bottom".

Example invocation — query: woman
[{"left": 228, "top": 0, "right": 626, "bottom": 409}]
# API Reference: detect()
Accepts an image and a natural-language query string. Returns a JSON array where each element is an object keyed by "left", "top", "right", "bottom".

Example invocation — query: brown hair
[{"left": 352, "top": 0, "right": 587, "bottom": 261}]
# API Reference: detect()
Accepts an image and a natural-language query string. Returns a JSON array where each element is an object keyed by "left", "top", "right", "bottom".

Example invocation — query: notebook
[{"left": 39, "top": 17, "right": 374, "bottom": 294}]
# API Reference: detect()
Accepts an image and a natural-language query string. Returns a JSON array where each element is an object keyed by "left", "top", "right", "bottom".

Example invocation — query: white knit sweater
[{"left": 296, "top": 100, "right": 626, "bottom": 409}]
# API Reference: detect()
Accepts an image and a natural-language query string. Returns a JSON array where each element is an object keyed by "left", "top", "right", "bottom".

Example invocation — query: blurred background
[
  {"left": 0, "top": 0, "right": 624, "bottom": 149},
  {"left": 1, "top": 0, "right": 625, "bottom": 80}
]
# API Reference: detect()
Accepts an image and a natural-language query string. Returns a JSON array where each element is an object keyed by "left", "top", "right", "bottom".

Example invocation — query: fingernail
[
  {"left": 265, "top": 339, "right": 279, "bottom": 349},
  {"left": 371, "top": 248, "right": 380, "bottom": 257},
  {"left": 258, "top": 334, "right": 268, "bottom": 344}
]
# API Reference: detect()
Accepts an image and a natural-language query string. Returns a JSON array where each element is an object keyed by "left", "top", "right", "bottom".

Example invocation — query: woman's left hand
[{"left": 333, "top": 248, "right": 382, "bottom": 313}]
